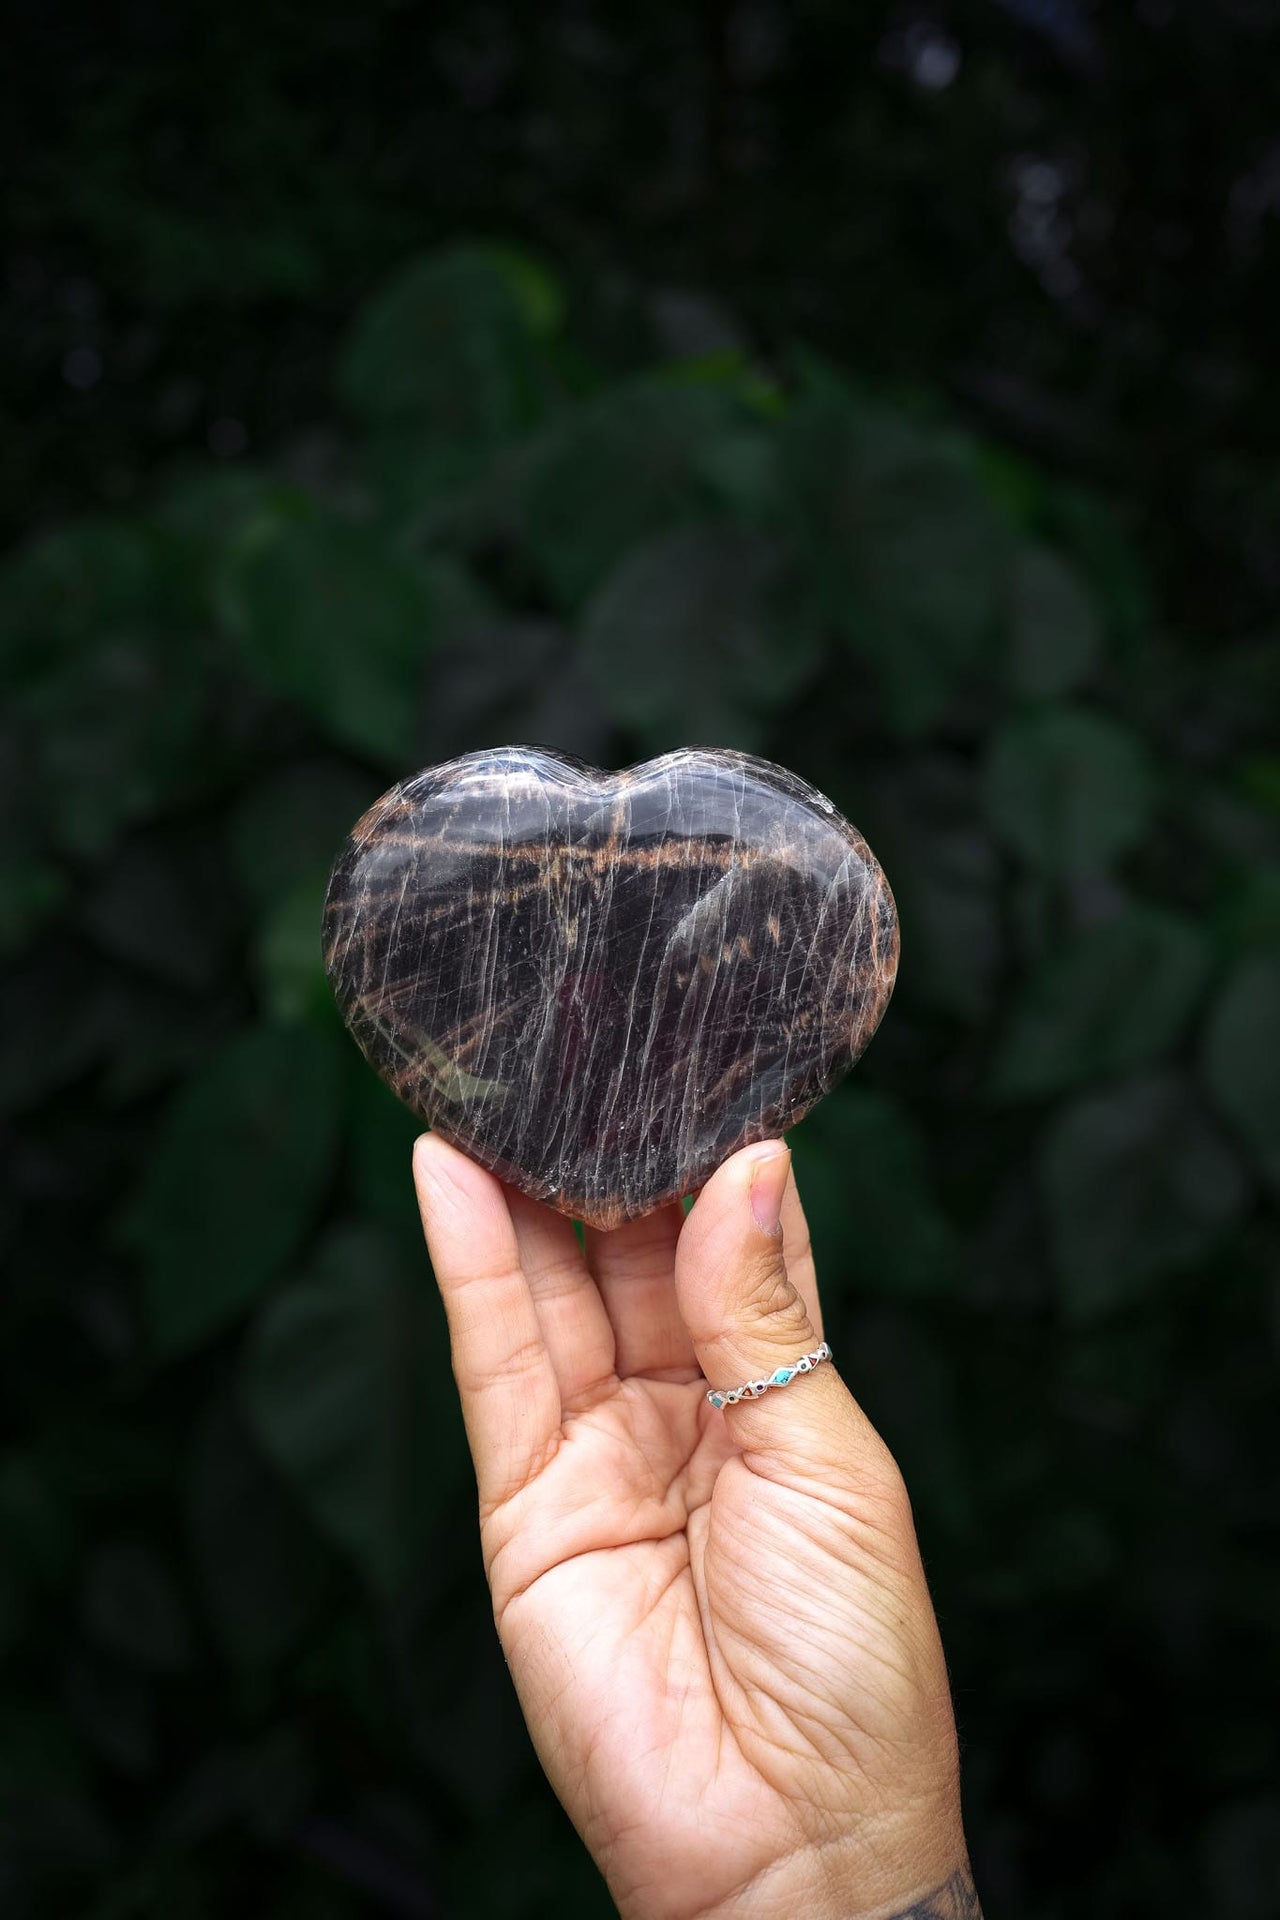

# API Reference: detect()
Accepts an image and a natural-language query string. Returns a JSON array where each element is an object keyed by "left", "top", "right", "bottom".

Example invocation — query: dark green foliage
[
  {"left": 218, "top": 506, "right": 441, "bottom": 766},
  {"left": 119, "top": 1027, "right": 344, "bottom": 1357},
  {"left": 2, "top": 215, "right": 1277, "bottom": 1920}
]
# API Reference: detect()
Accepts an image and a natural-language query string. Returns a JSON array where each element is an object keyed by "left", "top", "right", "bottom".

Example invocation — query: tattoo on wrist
[{"left": 884, "top": 1868, "right": 982, "bottom": 1919}]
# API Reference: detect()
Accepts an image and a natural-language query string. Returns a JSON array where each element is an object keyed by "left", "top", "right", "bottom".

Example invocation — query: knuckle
[{"left": 740, "top": 1253, "right": 809, "bottom": 1337}]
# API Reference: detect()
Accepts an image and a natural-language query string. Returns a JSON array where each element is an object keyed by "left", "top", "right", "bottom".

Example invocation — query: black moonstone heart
[{"left": 323, "top": 747, "right": 898, "bottom": 1229}]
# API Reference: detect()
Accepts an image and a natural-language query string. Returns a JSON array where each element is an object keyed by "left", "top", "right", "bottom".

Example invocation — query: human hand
[{"left": 412, "top": 1133, "right": 979, "bottom": 1920}]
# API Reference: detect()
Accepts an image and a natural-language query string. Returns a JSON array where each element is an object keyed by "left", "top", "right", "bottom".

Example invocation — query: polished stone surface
[{"left": 323, "top": 747, "right": 898, "bottom": 1229}]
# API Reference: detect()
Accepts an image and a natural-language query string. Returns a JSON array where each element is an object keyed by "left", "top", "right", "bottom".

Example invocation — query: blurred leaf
[
  {"left": 96, "top": 979, "right": 236, "bottom": 1107},
  {"left": 80, "top": 827, "right": 238, "bottom": 992},
  {"left": 341, "top": 245, "right": 558, "bottom": 429},
  {"left": 0, "top": 520, "right": 212, "bottom": 855},
  {"left": 217, "top": 506, "right": 437, "bottom": 764},
  {"left": 694, "top": 424, "right": 783, "bottom": 519},
  {"left": 1213, "top": 867, "right": 1280, "bottom": 955},
  {"left": 513, "top": 380, "right": 739, "bottom": 607},
  {"left": 347, "top": 1070, "right": 425, "bottom": 1249},
  {"left": 782, "top": 393, "right": 1009, "bottom": 737},
  {"left": 155, "top": 465, "right": 287, "bottom": 551},
  {"left": 1236, "top": 752, "right": 1280, "bottom": 817},
  {"left": 62, "top": 1649, "right": 157, "bottom": 1777},
  {"left": 0, "top": 850, "right": 68, "bottom": 958},
  {"left": 864, "top": 757, "right": 1003, "bottom": 1022},
  {"left": 120, "top": 1026, "right": 343, "bottom": 1357},
  {"left": 80, "top": 1541, "right": 191, "bottom": 1672},
  {"left": 1006, "top": 542, "right": 1101, "bottom": 698},
  {"left": 187, "top": 1391, "right": 335, "bottom": 1676},
  {"left": 842, "top": 1309, "right": 974, "bottom": 1538},
  {"left": 579, "top": 525, "right": 822, "bottom": 750},
  {"left": 227, "top": 758, "right": 378, "bottom": 912},
  {"left": 0, "top": 1701, "right": 116, "bottom": 1911},
  {"left": 792, "top": 1087, "right": 960, "bottom": 1298},
  {"left": 340, "top": 247, "right": 558, "bottom": 509},
  {"left": 0, "top": 1453, "right": 76, "bottom": 1645},
  {"left": 982, "top": 705, "right": 1157, "bottom": 876},
  {"left": 486, "top": 246, "right": 565, "bottom": 336},
  {"left": 989, "top": 904, "right": 1210, "bottom": 1100},
  {"left": 1200, "top": 1795, "right": 1280, "bottom": 1920},
  {"left": 1202, "top": 957, "right": 1280, "bottom": 1195},
  {"left": 243, "top": 1225, "right": 465, "bottom": 1596},
  {"left": 1040, "top": 1075, "right": 1248, "bottom": 1318},
  {"left": 415, "top": 613, "right": 610, "bottom": 769},
  {"left": 253, "top": 873, "right": 332, "bottom": 1027},
  {"left": 1043, "top": 484, "right": 1154, "bottom": 658},
  {"left": 0, "top": 950, "right": 119, "bottom": 1118},
  {"left": 0, "top": 519, "right": 170, "bottom": 677}
]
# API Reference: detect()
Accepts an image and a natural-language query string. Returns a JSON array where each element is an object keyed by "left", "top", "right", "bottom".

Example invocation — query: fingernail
[{"left": 748, "top": 1144, "right": 790, "bottom": 1236}]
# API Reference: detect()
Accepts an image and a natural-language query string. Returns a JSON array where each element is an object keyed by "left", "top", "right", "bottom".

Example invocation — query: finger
[
  {"left": 778, "top": 1161, "right": 822, "bottom": 1341},
  {"left": 691, "top": 1159, "right": 821, "bottom": 1336},
  {"left": 675, "top": 1140, "right": 894, "bottom": 1492},
  {"left": 413, "top": 1133, "right": 561, "bottom": 1512},
  {"left": 584, "top": 1201, "right": 696, "bottom": 1379},
  {"left": 506, "top": 1187, "right": 617, "bottom": 1408}
]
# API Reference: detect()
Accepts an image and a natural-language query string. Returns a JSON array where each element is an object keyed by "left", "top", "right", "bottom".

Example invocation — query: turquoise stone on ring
[{"left": 323, "top": 746, "right": 898, "bottom": 1229}]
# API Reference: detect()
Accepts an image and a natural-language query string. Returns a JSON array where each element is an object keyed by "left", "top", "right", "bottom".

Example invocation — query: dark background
[{"left": 3, "top": 3, "right": 1280, "bottom": 1915}]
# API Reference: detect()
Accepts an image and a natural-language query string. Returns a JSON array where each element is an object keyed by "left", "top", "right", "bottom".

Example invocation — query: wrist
[
  {"left": 687, "top": 1824, "right": 977, "bottom": 1920},
  {"left": 699, "top": 1865, "right": 979, "bottom": 1920}
]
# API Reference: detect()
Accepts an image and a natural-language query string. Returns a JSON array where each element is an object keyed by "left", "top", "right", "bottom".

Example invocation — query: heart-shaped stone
[{"left": 323, "top": 747, "right": 898, "bottom": 1229}]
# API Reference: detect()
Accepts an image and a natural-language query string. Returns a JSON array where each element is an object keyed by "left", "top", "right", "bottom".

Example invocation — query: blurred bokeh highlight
[{"left": 3, "top": 4, "right": 1279, "bottom": 1916}]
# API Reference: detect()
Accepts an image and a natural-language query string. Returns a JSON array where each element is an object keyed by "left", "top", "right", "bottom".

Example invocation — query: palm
[{"left": 488, "top": 1376, "right": 823, "bottom": 1918}]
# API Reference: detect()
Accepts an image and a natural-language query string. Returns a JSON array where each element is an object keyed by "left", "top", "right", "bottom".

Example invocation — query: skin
[{"left": 413, "top": 1132, "right": 979, "bottom": 1920}]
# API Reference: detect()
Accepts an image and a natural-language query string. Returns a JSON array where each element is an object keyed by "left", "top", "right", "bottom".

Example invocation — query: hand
[{"left": 412, "top": 1133, "right": 978, "bottom": 1920}]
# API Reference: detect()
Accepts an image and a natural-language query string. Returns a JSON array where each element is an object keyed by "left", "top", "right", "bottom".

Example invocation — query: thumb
[{"left": 676, "top": 1139, "right": 902, "bottom": 1498}]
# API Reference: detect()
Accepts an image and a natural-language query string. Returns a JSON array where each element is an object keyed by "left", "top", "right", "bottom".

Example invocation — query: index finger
[{"left": 412, "top": 1134, "right": 562, "bottom": 1517}]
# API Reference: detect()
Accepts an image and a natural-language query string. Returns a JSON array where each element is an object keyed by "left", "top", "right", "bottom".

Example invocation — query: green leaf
[
  {"left": 781, "top": 394, "right": 1009, "bottom": 737},
  {"left": 227, "top": 759, "right": 378, "bottom": 912},
  {"left": 63, "top": 1651, "right": 158, "bottom": 1777},
  {"left": 1040, "top": 1075, "right": 1248, "bottom": 1318},
  {"left": 864, "top": 758, "right": 1003, "bottom": 1022},
  {"left": 1044, "top": 484, "right": 1153, "bottom": 659},
  {"left": 0, "top": 518, "right": 168, "bottom": 678},
  {"left": 982, "top": 705, "right": 1157, "bottom": 876},
  {"left": 243, "top": 1225, "right": 466, "bottom": 1597},
  {"left": 514, "top": 380, "right": 739, "bottom": 608},
  {"left": 579, "top": 525, "right": 822, "bottom": 751},
  {"left": 0, "top": 1452, "right": 76, "bottom": 1654},
  {"left": 791, "top": 1087, "right": 960, "bottom": 1298},
  {"left": 0, "top": 952, "right": 119, "bottom": 1118},
  {"left": 186, "top": 1392, "right": 335, "bottom": 1676},
  {"left": 1202, "top": 957, "right": 1280, "bottom": 1195},
  {"left": 253, "top": 873, "right": 332, "bottom": 1027},
  {"left": 1200, "top": 1795, "right": 1280, "bottom": 1920},
  {"left": 1213, "top": 867, "right": 1280, "bottom": 956},
  {"left": 0, "top": 851, "right": 68, "bottom": 958},
  {"left": 989, "top": 904, "right": 1210, "bottom": 1100},
  {"left": 0, "top": 1703, "right": 116, "bottom": 1906},
  {"left": 0, "top": 518, "right": 212, "bottom": 854},
  {"left": 217, "top": 506, "right": 437, "bottom": 764},
  {"left": 80, "top": 1541, "right": 191, "bottom": 1672},
  {"left": 80, "top": 829, "right": 237, "bottom": 993},
  {"left": 1006, "top": 542, "right": 1101, "bottom": 698},
  {"left": 120, "top": 1026, "right": 343, "bottom": 1357},
  {"left": 347, "top": 1069, "right": 425, "bottom": 1249},
  {"left": 339, "top": 246, "right": 558, "bottom": 507}
]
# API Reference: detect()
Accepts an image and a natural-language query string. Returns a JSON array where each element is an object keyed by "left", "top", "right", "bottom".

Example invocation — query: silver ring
[{"left": 706, "top": 1341, "right": 831, "bottom": 1410}]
